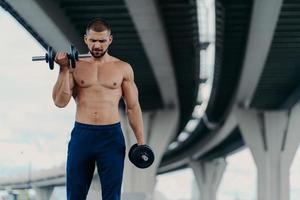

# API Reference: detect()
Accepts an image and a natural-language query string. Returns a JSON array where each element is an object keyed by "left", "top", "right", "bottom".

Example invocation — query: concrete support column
[
  {"left": 189, "top": 158, "right": 226, "bottom": 200},
  {"left": 121, "top": 0, "right": 179, "bottom": 197},
  {"left": 121, "top": 112, "right": 155, "bottom": 200},
  {"left": 235, "top": 103, "right": 300, "bottom": 200},
  {"left": 87, "top": 174, "right": 102, "bottom": 200},
  {"left": 120, "top": 109, "right": 179, "bottom": 200},
  {"left": 6, "top": 190, "right": 17, "bottom": 200},
  {"left": 34, "top": 186, "right": 54, "bottom": 200}
]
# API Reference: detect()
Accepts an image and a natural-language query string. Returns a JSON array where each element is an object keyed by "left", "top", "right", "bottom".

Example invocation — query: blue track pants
[{"left": 66, "top": 121, "right": 126, "bottom": 200}]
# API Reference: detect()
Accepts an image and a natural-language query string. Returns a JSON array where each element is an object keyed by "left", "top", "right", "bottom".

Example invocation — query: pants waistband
[{"left": 74, "top": 121, "right": 121, "bottom": 130}]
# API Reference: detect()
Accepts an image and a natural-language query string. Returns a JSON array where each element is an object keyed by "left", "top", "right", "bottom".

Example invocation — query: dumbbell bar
[{"left": 32, "top": 45, "right": 90, "bottom": 70}]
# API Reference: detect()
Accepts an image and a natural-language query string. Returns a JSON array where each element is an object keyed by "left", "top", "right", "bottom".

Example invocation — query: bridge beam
[
  {"left": 124, "top": 0, "right": 179, "bottom": 108},
  {"left": 190, "top": 0, "right": 285, "bottom": 163},
  {"left": 120, "top": 0, "right": 180, "bottom": 199},
  {"left": 4, "top": 0, "right": 84, "bottom": 51},
  {"left": 235, "top": 0, "right": 284, "bottom": 107}
]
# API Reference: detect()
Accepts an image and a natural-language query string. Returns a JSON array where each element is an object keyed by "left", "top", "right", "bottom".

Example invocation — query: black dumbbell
[
  {"left": 128, "top": 143, "right": 155, "bottom": 169},
  {"left": 32, "top": 45, "right": 90, "bottom": 70}
]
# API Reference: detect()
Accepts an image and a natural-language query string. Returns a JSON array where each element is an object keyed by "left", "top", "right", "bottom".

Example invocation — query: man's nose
[{"left": 94, "top": 42, "right": 101, "bottom": 48}]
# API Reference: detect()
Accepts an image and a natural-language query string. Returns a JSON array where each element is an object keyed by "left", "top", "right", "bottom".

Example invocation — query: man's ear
[
  {"left": 109, "top": 35, "right": 113, "bottom": 45},
  {"left": 84, "top": 34, "right": 88, "bottom": 45}
]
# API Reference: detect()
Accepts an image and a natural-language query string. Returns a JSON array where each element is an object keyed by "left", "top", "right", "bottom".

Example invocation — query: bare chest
[{"left": 73, "top": 64, "right": 123, "bottom": 89}]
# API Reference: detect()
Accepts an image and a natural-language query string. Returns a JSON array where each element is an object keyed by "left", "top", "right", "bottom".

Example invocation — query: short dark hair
[{"left": 86, "top": 18, "right": 111, "bottom": 35}]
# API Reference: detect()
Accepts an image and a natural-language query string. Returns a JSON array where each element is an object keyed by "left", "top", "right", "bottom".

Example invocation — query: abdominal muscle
[{"left": 74, "top": 85, "right": 122, "bottom": 125}]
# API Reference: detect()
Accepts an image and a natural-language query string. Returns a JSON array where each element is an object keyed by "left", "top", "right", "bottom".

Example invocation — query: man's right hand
[{"left": 54, "top": 52, "right": 70, "bottom": 70}]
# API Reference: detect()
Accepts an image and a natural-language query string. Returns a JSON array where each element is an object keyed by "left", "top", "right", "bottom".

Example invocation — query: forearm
[
  {"left": 52, "top": 68, "right": 72, "bottom": 107},
  {"left": 126, "top": 103, "right": 144, "bottom": 145}
]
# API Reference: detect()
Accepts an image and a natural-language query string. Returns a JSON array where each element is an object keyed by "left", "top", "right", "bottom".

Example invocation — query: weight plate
[
  {"left": 47, "top": 46, "right": 54, "bottom": 70},
  {"left": 129, "top": 144, "right": 155, "bottom": 169},
  {"left": 70, "top": 45, "right": 78, "bottom": 69}
]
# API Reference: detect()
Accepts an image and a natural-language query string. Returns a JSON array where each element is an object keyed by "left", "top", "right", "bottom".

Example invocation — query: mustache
[{"left": 89, "top": 48, "right": 108, "bottom": 58}]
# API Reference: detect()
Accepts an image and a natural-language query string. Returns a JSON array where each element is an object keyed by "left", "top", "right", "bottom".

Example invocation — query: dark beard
[{"left": 90, "top": 48, "right": 108, "bottom": 58}]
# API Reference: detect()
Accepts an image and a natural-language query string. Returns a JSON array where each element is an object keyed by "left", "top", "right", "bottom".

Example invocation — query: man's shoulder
[
  {"left": 110, "top": 57, "right": 134, "bottom": 81},
  {"left": 111, "top": 56, "right": 132, "bottom": 72},
  {"left": 111, "top": 56, "right": 130, "bottom": 67}
]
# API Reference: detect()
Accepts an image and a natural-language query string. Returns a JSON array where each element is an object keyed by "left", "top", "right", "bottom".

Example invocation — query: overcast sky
[
  {"left": 0, "top": 7, "right": 76, "bottom": 175},
  {"left": 0, "top": 5, "right": 300, "bottom": 200}
]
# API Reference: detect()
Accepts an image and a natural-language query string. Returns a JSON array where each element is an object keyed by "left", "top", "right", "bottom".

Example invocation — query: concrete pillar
[
  {"left": 6, "top": 190, "right": 17, "bottom": 200},
  {"left": 121, "top": 112, "right": 155, "bottom": 199},
  {"left": 34, "top": 186, "right": 54, "bottom": 200},
  {"left": 121, "top": 0, "right": 179, "bottom": 197},
  {"left": 87, "top": 174, "right": 102, "bottom": 200},
  {"left": 191, "top": 177, "right": 200, "bottom": 200},
  {"left": 121, "top": 109, "right": 179, "bottom": 200},
  {"left": 189, "top": 158, "right": 226, "bottom": 200},
  {"left": 235, "top": 103, "right": 300, "bottom": 200}
]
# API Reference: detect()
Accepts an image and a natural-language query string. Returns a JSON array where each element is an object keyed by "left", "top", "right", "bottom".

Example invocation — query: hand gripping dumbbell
[
  {"left": 128, "top": 143, "right": 155, "bottom": 169},
  {"left": 32, "top": 45, "right": 90, "bottom": 70}
]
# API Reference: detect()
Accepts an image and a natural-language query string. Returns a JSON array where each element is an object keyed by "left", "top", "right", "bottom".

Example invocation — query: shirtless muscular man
[{"left": 52, "top": 18, "right": 144, "bottom": 200}]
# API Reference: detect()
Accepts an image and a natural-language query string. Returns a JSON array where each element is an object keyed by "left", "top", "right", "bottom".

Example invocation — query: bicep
[
  {"left": 122, "top": 64, "right": 139, "bottom": 109},
  {"left": 122, "top": 79, "right": 139, "bottom": 109},
  {"left": 69, "top": 71, "right": 75, "bottom": 91},
  {"left": 70, "top": 72, "right": 79, "bottom": 100}
]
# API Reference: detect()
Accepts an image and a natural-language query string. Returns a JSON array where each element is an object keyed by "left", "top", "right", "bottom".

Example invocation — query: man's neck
[{"left": 90, "top": 52, "right": 110, "bottom": 64}]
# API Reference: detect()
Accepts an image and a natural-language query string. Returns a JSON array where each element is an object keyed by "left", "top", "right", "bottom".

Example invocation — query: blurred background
[{"left": 0, "top": 0, "right": 300, "bottom": 199}]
